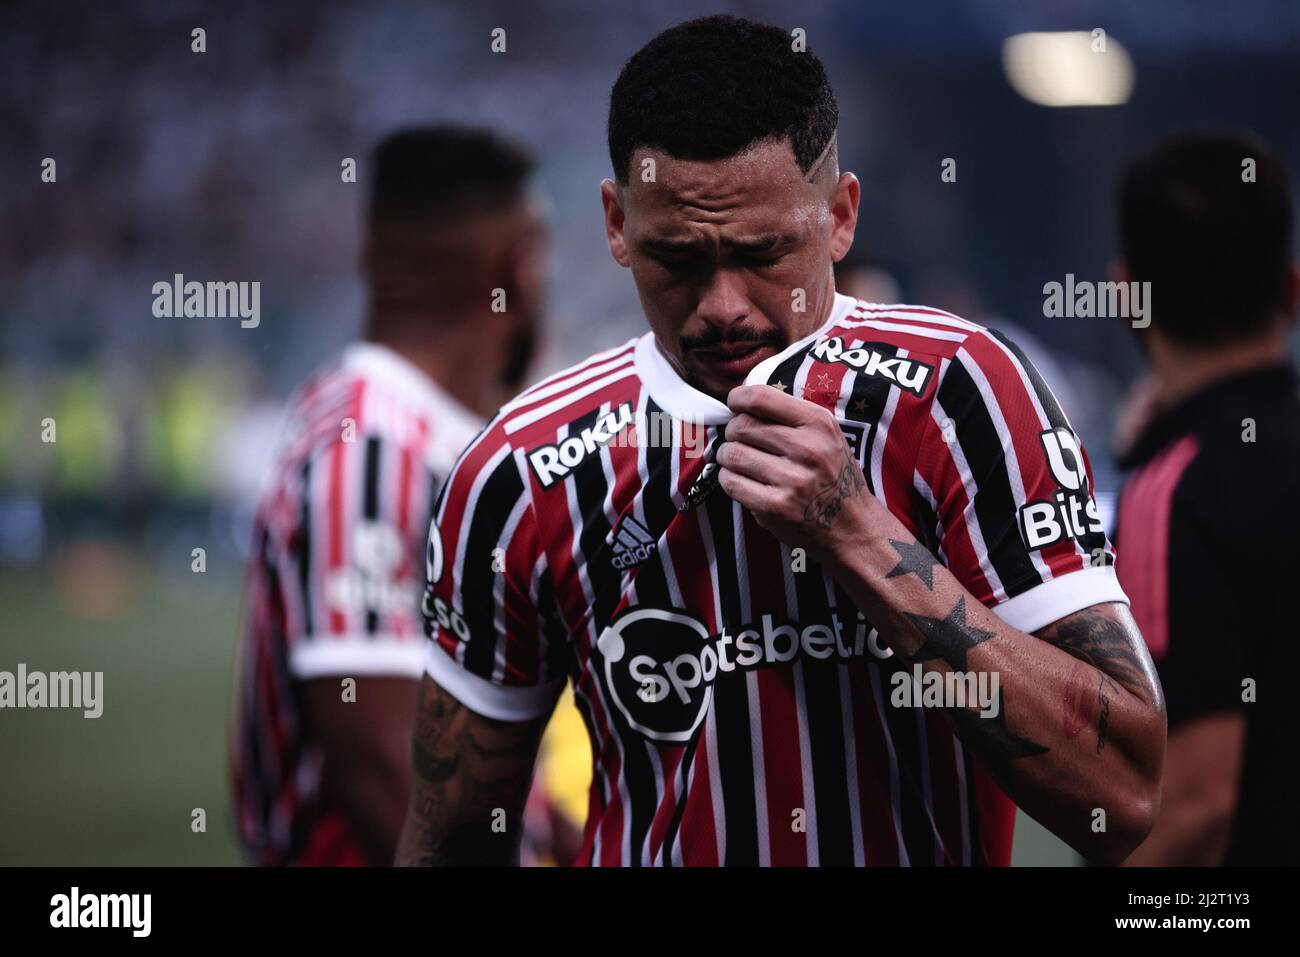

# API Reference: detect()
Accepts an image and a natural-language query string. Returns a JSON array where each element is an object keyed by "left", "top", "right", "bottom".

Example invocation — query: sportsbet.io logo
[{"left": 597, "top": 605, "right": 894, "bottom": 742}]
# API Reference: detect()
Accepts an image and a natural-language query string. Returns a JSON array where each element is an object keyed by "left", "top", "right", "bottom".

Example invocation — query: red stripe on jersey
[
  {"left": 921, "top": 709, "right": 965, "bottom": 865},
  {"left": 327, "top": 439, "right": 348, "bottom": 635},
  {"left": 958, "top": 333, "right": 1087, "bottom": 579},
  {"left": 971, "top": 762, "right": 1017, "bottom": 866},
  {"left": 846, "top": 663, "right": 902, "bottom": 864},
  {"left": 1115, "top": 435, "right": 1199, "bottom": 661}
]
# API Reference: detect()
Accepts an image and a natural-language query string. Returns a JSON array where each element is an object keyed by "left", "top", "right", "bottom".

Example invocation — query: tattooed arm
[
  {"left": 718, "top": 384, "right": 1166, "bottom": 864},
  {"left": 395, "top": 674, "right": 549, "bottom": 866}
]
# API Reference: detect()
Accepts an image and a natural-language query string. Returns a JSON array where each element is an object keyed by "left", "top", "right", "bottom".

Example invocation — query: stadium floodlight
[{"left": 1003, "top": 31, "right": 1135, "bottom": 107}]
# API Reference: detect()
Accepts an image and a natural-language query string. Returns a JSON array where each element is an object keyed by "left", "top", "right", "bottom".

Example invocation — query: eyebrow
[{"left": 639, "top": 233, "right": 801, "bottom": 255}]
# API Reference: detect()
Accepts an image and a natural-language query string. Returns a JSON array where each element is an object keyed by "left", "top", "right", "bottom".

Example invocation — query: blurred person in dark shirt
[{"left": 1113, "top": 130, "right": 1299, "bottom": 865}]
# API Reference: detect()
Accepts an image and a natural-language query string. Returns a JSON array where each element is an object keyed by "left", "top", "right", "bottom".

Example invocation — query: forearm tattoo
[
  {"left": 396, "top": 678, "right": 546, "bottom": 866},
  {"left": 802, "top": 445, "right": 867, "bottom": 530},
  {"left": 884, "top": 537, "right": 939, "bottom": 589},
  {"left": 903, "top": 596, "right": 995, "bottom": 671},
  {"left": 1035, "top": 604, "right": 1163, "bottom": 710}
]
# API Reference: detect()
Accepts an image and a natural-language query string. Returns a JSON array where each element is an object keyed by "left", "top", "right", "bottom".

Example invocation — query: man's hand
[
  {"left": 717, "top": 384, "right": 871, "bottom": 558},
  {"left": 716, "top": 382, "right": 1165, "bottom": 864}
]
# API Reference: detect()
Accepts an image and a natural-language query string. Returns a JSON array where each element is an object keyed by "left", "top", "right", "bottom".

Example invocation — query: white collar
[
  {"left": 634, "top": 292, "right": 857, "bottom": 424},
  {"left": 341, "top": 341, "right": 483, "bottom": 438}
]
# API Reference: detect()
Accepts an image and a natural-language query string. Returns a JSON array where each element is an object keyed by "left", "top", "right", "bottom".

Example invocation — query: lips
[{"left": 691, "top": 342, "right": 778, "bottom": 381}]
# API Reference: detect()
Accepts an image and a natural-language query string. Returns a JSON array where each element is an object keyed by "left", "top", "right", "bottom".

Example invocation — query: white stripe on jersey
[
  {"left": 868, "top": 663, "right": 910, "bottom": 866},
  {"left": 491, "top": 488, "right": 532, "bottom": 686},
  {"left": 851, "top": 303, "right": 983, "bottom": 332},
  {"left": 504, "top": 365, "right": 640, "bottom": 435},
  {"left": 450, "top": 442, "right": 513, "bottom": 665},
  {"left": 501, "top": 340, "right": 638, "bottom": 415},
  {"left": 930, "top": 357, "right": 1008, "bottom": 603},
  {"left": 839, "top": 316, "right": 968, "bottom": 343},
  {"left": 695, "top": 499, "right": 744, "bottom": 865},
  {"left": 952, "top": 347, "right": 1054, "bottom": 584}
]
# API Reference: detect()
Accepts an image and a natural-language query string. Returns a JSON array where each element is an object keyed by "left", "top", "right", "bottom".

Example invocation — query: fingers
[
  {"left": 726, "top": 383, "right": 815, "bottom": 425},
  {"left": 723, "top": 412, "right": 795, "bottom": 455},
  {"left": 716, "top": 439, "right": 797, "bottom": 486},
  {"left": 716, "top": 464, "right": 780, "bottom": 514}
]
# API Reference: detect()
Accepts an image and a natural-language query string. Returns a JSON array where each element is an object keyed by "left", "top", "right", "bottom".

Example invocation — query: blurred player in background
[
  {"left": 230, "top": 126, "right": 585, "bottom": 865},
  {"left": 1114, "top": 131, "right": 1299, "bottom": 865}
]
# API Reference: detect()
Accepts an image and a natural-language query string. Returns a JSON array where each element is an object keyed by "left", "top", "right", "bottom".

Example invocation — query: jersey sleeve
[
  {"left": 280, "top": 434, "right": 433, "bottom": 680},
  {"left": 421, "top": 428, "right": 566, "bottom": 722},
  {"left": 913, "top": 329, "right": 1128, "bottom": 634}
]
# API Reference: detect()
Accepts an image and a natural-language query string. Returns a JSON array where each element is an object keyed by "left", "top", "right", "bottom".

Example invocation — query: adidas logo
[{"left": 610, "top": 515, "right": 657, "bottom": 570}]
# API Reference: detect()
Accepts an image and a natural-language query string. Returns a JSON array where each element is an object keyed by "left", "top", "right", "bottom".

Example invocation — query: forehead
[{"left": 624, "top": 139, "right": 821, "bottom": 235}]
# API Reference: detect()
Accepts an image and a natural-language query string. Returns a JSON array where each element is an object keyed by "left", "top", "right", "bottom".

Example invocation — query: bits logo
[{"left": 1017, "top": 427, "right": 1105, "bottom": 550}]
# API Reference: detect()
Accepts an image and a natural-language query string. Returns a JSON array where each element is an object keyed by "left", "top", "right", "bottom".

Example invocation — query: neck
[
  {"left": 368, "top": 312, "right": 500, "bottom": 418},
  {"left": 1149, "top": 324, "right": 1291, "bottom": 407}
]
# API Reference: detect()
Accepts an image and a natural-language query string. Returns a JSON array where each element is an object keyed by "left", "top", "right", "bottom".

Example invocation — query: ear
[
  {"left": 601, "top": 179, "right": 631, "bottom": 268},
  {"left": 828, "top": 172, "right": 860, "bottom": 263}
]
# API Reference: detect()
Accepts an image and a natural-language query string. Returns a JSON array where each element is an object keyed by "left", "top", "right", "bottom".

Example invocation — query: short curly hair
[{"left": 608, "top": 15, "right": 838, "bottom": 185}]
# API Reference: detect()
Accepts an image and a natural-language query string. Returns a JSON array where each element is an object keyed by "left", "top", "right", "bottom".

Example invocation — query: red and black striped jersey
[
  {"left": 232, "top": 342, "right": 481, "bottom": 866},
  {"left": 423, "top": 293, "right": 1127, "bottom": 866}
]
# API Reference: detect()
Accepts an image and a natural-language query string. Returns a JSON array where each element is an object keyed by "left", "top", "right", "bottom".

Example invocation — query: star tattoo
[
  {"left": 884, "top": 538, "right": 938, "bottom": 590},
  {"left": 904, "top": 596, "right": 996, "bottom": 671}
]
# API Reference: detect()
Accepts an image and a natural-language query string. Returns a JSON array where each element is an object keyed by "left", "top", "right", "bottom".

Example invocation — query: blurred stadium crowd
[{"left": 5, "top": 1, "right": 1299, "bottom": 572}]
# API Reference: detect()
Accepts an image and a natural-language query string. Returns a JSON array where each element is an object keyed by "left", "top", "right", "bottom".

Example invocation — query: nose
[{"left": 694, "top": 268, "right": 752, "bottom": 334}]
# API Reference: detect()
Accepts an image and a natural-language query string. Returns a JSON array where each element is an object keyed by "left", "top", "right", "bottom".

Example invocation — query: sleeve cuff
[
  {"left": 288, "top": 636, "right": 427, "bottom": 679},
  {"left": 991, "top": 565, "right": 1130, "bottom": 634},
  {"left": 423, "top": 641, "right": 564, "bottom": 722}
]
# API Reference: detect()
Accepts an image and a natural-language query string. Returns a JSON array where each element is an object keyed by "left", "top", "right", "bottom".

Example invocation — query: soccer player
[
  {"left": 397, "top": 16, "right": 1165, "bottom": 867},
  {"left": 231, "top": 127, "right": 547, "bottom": 865},
  {"left": 1113, "top": 132, "right": 1299, "bottom": 865}
]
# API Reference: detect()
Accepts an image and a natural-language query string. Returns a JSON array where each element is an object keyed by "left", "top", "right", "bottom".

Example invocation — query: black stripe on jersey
[
  {"left": 363, "top": 436, "right": 382, "bottom": 634},
  {"left": 961, "top": 742, "right": 986, "bottom": 866},
  {"left": 769, "top": 350, "right": 811, "bottom": 393},
  {"left": 641, "top": 400, "right": 696, "bottom": 865},
  {"left": 844, "top": 341, "right": 901, "bottom": 494},
  {"left": 987, "top": 328, "right": 1108, "bottom": 566},
  {"left": 296, "top": 460, "right": 314, "bottom": 635},
  {"left": 789, "top": 562, "right": 854, "bottom": 865},
  {"left": 567, "top": 407, "right": 658, "bottom": 865},
  {"left": 632, "top": 400, "right": 676, "bottom": 609},
  {"left": 702, "top": 482, "right": 759, "bottom": 866},
  {"left": 459, "top": 452, "right": 527, "bottom": 679},
  {"left": 878, "top": 656, "right": 941, "bottom": 865},
  {"left": 937, "top": 356, "right": 1045, "bottom": 594}
]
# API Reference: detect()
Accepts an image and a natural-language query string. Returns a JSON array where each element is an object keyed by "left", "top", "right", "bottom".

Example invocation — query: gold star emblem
[
  {"left": 816, "top": 373, "right": 833, "bottom": 390},
  {"left": 850, "top": 398, "right": 868, "bottom": 416},
  {"left": 771, "top": 380, "right": 788, "bottom": 392}
]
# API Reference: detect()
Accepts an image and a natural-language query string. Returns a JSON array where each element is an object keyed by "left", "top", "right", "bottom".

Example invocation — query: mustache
[{"left": 680, "top": 325, "right": 787, "bottom": 354}]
